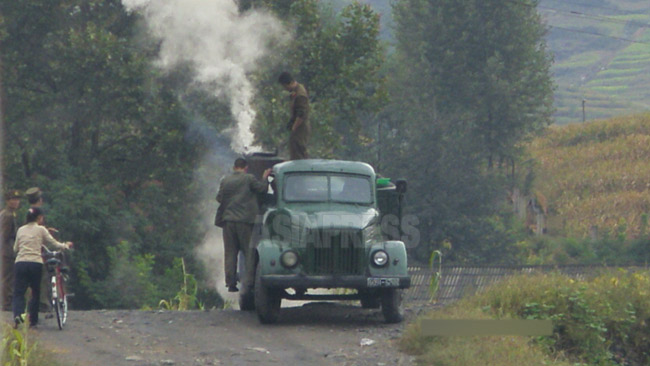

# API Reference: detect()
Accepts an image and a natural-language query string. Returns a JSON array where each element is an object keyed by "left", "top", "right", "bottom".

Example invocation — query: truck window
[
  {"left": 284, "top": 175, "right": 328, "bottom": 202},
  {"left": 284, "top": 174, "right": 372, "bottom": 204},
  {"left": 330, "top": 176, "right": 372, "bottom": 204}
]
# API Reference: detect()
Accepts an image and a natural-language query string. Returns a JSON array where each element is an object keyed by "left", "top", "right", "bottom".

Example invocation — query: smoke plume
[{"left": 122, "top": 0, "right": 287, "bottom": 153}]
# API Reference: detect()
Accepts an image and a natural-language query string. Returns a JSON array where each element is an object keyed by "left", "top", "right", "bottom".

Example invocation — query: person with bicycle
[{"left": 12, "top": 207, "right": 72, "bottom": 328}]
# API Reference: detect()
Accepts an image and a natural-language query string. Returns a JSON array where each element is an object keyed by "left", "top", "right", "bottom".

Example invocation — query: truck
[{"left": 239, "top": 154, "right": 410, "bottom": 324}]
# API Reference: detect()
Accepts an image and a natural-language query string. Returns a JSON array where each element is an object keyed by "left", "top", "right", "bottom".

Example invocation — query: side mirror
[{"left": 395, "top": 179, "right": 407, "bottom": 194}]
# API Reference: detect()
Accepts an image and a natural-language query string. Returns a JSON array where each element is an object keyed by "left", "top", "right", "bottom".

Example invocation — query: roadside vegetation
[
  {"left": 402, "top": 271, "right": 650, "bottom": 366},
  {"left": 1, "top": 324, "right": 61, "bottom": 366}
]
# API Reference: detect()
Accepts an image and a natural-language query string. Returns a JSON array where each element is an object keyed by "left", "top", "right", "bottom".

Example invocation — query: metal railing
[{"left": 404, "top": 264, "right": 649, "bottom": 305}]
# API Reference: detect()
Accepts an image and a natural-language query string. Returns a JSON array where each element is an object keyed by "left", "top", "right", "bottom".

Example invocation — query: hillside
[
  {"left": 528, "top": 113, "right": 650, "bottom": 238},
  {"left": 545, "top": 0, "right": 650, "bottom": 124},
  {"left": 340, "top": 0, "right": 650, "bottom": 124}
]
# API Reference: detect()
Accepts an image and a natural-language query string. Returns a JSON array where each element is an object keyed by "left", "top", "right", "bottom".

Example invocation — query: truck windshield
[{"left": 284, "top": 174, "right": 373, "bottom": 204}]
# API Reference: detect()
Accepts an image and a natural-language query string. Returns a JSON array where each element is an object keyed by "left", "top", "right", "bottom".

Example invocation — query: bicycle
[{"left": 43, "top": 247, "right": 70, "bottom": 330}]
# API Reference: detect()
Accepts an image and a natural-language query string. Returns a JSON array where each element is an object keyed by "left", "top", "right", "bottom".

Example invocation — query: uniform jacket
[
  {"left": 217, "top": 171, "right": 268, "bottom": 224},
  {"left": 288, "top": 83, "right": 310, "bottom": 131},
  {"left": 0, "top": 208, "right": 17, "bottom": 257}
]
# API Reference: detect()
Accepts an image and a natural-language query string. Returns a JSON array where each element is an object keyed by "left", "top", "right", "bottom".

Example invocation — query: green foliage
[
  {"left": 97, "top": 241, "right": 159, "bottom": 309},
  {"left": 403, "top": 271, "right": 650, "bottom": 366},
  {"left": 251, "top": 0, "right": 387, "bottom": 158},
  {"left": 158, "top": 258, "right": 202, "bottom": 311},
  {"left": 399, "top": 307, "right": 574, "bottom": 366},
  {"left": 428, "top": 250, "right": 442, "bottom": 302},
  {"left": 517, "top": 234, "right": 650, "bottom": 266},
  {"left": 1, "top": 324, "right": 63, "bottom": 366},
  {"left": 1, "top": 0, "right": 225, "bottom": 309},
  {"left": 379, "top": 0, "right": 554, "bottom": 263},
  {"left": 465, "top": 272, "right": 650, "bottom": 366},
  {"left": 1, "top": 323, "right": 36, "bottom": 366}
]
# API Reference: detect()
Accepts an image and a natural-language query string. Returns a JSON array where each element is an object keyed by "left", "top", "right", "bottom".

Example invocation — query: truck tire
[
  {"left": 359, "top": 290, "right": 381, "bottom": 309},
  {"left": 239, "top": 289, "right": 255, "bottom": 311},
  {"left": 254, "top": 262, "right": 281, "bottom": 324},
  {"left": 381, "top": 289, "right": 404, "bottom": 323}
]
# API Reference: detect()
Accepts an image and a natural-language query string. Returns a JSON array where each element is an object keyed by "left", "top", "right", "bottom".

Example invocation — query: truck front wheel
[
  {"left": 359, "top": 290, "right": 381, "bottom": 309},
  {"left": 254, "top": 262, "right": 281, "bottom": 324},
  {"left": 380, "top": 289, "right": 404, "bottom": 323}
]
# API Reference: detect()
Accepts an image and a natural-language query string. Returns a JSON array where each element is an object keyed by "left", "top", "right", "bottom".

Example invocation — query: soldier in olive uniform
[
  {"left": 278, "top": 72, "right": 311, "bottom": 160},
  {"left": 1, "top": 190, "right": 22, "bottom": 310},
  {"left": 217, "top": 158, "right": 271, "bottom": 292}
]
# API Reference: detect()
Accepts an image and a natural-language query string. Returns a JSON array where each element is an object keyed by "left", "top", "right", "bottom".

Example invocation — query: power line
[
  {"left": 541, "top": 0, "right": 632, "bottom": 15},
  {"left": 538, "top": 6, "right": 650, "bottom": 30},
  {"left": 548, "top": 25, "right": 650, "bottom": 45},
  {"left": 507, "top": 0, "right": 650, "bottom": 45}
]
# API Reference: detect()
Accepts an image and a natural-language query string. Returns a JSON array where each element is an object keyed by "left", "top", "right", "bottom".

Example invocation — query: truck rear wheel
[
  {"left": 254, "top": 262, "right": 281, "bottom": 324},
  {"left": 239, "top": 289, "right": 255, "bottom": 311},
  {"left": 381, "top": 289, "right": 404, "bottom": 323}
]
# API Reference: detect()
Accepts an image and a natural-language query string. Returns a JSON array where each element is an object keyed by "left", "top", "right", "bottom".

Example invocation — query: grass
[
  {"left": 401, "top": 271, "right": 650, "bottom": 366},
  {"left": 400, "top": 307, "right": 575, "bottom": 366},
  {"left": 1, "top": 323, "right": 62, "bottom": 366}
]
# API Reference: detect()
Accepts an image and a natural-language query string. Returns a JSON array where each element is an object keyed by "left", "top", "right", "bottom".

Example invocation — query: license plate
[{"left": 367, "top": 277, "right": 400, "bottom": 287}]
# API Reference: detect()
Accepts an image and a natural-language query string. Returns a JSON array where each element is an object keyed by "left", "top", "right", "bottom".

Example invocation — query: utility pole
[{"left": 582, "top": 99, "right": 586, "bottom": 122}]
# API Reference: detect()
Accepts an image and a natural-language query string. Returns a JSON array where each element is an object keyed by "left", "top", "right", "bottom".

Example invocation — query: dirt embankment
[{"left": 20, "top": 303, "right": 421, "bottom": 366}]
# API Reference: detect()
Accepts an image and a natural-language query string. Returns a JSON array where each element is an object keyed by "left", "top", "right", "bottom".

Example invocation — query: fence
[{"left": 404, "top": 264, "right": 649, "bottom": 305}]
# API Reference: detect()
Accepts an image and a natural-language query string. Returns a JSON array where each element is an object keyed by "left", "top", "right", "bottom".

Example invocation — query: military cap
[
  {"left": 4, "top": 189, "right": 22, "bottom": 201},
  {"left": 25, "top": 187, "right": 42, "bottom": 201}
]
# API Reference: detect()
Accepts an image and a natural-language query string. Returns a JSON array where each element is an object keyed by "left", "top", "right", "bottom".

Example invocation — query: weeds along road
[{"left": 29, "top": 302, "right": 419, "bottom": 366}]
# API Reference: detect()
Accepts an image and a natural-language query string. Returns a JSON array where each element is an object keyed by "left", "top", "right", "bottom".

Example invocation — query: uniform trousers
[
  {"left": 1, "top": 254, "right": 14, "bottom": 310},
  {"left": 223, "top": 221, "right": 255, "bottom": 290}
]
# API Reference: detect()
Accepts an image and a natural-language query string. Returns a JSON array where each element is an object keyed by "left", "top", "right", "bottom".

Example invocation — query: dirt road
[{"left": 24, "top": 302, "right": 419, "bottom": 366}]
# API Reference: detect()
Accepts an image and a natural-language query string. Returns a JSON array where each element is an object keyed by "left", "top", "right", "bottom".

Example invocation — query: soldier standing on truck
[
  {"left": 217, "top": 158, "right": 271, "bottom": 293},
  {"left": 278, "top": 72, "right": 311, "bottom": 160}
]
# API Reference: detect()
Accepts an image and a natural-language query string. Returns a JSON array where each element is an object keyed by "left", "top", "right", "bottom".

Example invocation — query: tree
[
  {"left": 250, "top": 0, "right": 387, "bottom": 158},
  {"left": 0, "top": 0, "right": 226, "bottom": 308},
  {"left": 384, "top": 0, "right": 554, "bottom": 262}
]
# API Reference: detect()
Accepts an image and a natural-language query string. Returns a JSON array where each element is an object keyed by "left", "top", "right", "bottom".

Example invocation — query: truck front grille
[{"left": 306, "top": 229, "right": 365, "bottom": 275}]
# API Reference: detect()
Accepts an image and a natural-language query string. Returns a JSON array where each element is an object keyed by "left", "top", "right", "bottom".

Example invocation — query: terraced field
[{"left": 349, "top": 0, "right": 650, "bottom": 125}]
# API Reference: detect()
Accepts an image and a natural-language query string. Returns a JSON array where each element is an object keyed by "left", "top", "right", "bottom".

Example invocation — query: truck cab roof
[{"left": 272, "top": 159, "right": 376, "bottom": 177}]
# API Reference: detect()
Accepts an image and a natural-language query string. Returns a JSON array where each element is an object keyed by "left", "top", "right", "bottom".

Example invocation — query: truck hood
[{"left": 278, "top": 206, "right": 379, "bottom": 231}]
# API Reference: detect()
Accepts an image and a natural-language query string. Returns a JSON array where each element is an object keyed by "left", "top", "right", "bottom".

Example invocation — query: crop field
[{"left": 528, "top": 113, "right": 650, "bottom": 237}]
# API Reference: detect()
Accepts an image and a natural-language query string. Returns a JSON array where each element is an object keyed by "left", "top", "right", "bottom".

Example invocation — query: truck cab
[{"left": 245, "top": 158, "right": 410, "bottom": 324}]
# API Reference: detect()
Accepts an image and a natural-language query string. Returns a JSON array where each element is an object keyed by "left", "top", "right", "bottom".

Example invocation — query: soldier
[
  {"left": 1, "top": 190, "right": 22, "bottom": 311},
  {"left": 25, "top": 187, "right": 43, "bottom": 208},
  {"left": 217, "top": 158, "right": 271, "bottom": 293},
  {"left": 278, "top": 72, "right": 311, "bottom": 160}
]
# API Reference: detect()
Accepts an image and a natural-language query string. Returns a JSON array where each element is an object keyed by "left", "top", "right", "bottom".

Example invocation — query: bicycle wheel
[
  {"left": 53, "top": 278, "right": 67, "bottom": 330},
  {"left": 54, "top": 295, "right": 67, "bottom": 329}
]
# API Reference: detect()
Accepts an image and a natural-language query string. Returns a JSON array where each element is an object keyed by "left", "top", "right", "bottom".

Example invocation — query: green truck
[{"left": 241, "top": 155, "right": 410, "bottom": 324}]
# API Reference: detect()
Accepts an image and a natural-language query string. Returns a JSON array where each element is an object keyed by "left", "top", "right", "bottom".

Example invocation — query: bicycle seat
[{"left": 46, "top": 258, "right": 61, "bottom": 266}]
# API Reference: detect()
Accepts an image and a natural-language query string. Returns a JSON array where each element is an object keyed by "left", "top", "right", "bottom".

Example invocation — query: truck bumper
[{"left": 260, "top": 274, "right": 411, "bottom": 289}]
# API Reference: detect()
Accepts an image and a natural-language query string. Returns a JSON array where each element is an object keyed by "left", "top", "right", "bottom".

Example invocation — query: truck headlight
[
  {"left": 372, "top": 250, "right": 389, "bottom": 267},
  {"left": 280, "top": 250, "right": 299, "bottom": 269}
]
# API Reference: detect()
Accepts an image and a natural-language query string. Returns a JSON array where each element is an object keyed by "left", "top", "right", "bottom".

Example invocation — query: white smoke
[{"left": 122, "top": 0, "right": 288, "bottom": 153}]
